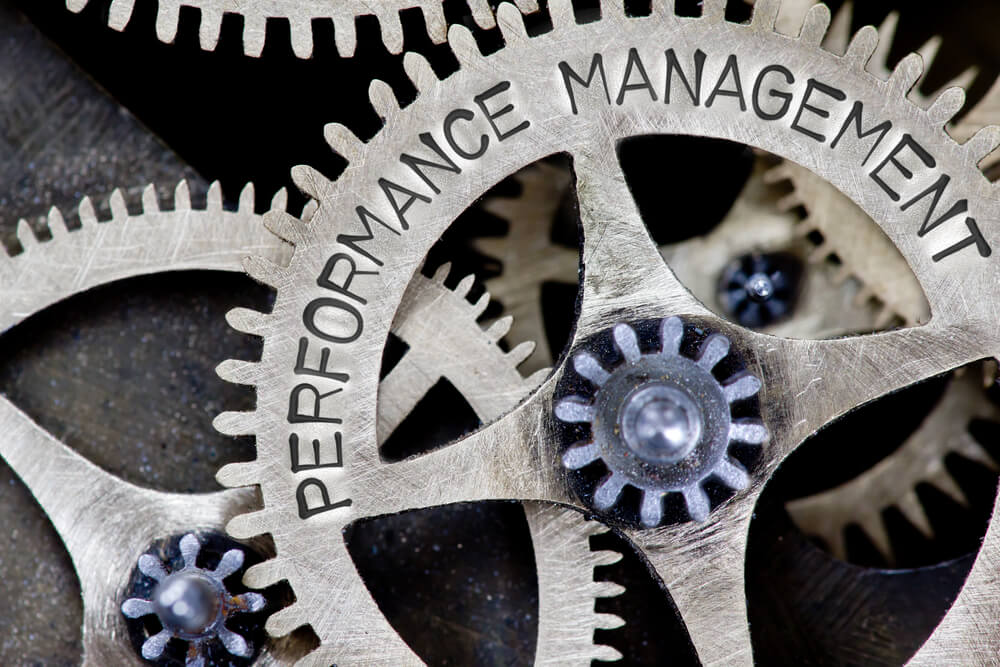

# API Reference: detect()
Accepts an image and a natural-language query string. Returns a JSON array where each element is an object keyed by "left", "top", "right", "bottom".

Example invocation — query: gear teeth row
[
  {"left": 66, "top": 0, "right": 539, "bottom": 58},
  {"left": 7, "top": 180, "right": 284, "bottom": 257},
  {"left": 526, "top": 505, "right": 626, "bottom": 664}
]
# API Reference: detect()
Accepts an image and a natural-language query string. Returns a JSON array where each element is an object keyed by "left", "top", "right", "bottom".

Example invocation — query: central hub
[
  {"left": 153, "top": 571, "right": 222, "bottom": 635},
  {"left": 620, "top": 384, "right": 703, "bottom": 464},
  {"left": 745, "top": 272, "right": 775, "bottom": 302}
]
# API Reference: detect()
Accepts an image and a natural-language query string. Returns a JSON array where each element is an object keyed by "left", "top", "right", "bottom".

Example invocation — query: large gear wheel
[
  {"left": 64, "top": 0, "right": 538, "bottom": 58},
  {"left": 0, "top": 181, "right": 620, "bottom": 663},
  {"left": 216, "top": 2, "right": 1000, "bottom": 664}
]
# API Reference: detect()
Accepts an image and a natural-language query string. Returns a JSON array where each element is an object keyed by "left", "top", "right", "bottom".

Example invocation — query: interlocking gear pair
[{"left": 6, "top": 0, "right": 1000, "bottom": 664}]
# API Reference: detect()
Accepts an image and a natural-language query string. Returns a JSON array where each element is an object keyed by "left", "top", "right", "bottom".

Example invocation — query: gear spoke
[
  {"left": 362, "top": 378, "right": 574, "bottom": 517},
  {"left": 631, "top": 519, "right": 755, "bottom": 667},
  {"left": 762, "top": 323, "right": 988, "bottom": 465},
  {"left": 572, "top": 146, "right": 709, "bottom": 336}
]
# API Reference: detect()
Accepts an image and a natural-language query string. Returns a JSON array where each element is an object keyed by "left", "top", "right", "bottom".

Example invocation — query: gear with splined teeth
[
  {"left": 555, "top": 317, "right": 766, "bottom": 526},
  {"left": 63, "top": 0, "right": 538, "bottom": 58},
  {"left": 212, "top": 1, "right": 1000, "bottom": 663}
]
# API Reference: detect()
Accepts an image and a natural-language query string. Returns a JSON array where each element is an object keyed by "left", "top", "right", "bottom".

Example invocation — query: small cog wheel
[{"left": 554, "top": 316, "right": 767, "bottom": 527}]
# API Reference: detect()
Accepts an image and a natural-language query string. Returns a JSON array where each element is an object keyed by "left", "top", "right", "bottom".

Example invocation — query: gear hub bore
[{"left": 554, "top": 316, "right": 768, "bottom": 526}]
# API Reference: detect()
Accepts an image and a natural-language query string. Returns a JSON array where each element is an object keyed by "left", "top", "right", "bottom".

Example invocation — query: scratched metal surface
[{"left": 3, "top": 0, "right": 1000, "bottom": 665}]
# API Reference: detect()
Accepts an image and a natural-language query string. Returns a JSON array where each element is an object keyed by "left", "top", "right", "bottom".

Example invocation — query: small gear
[
  {"left": 554, "top": 317, "right": 766, "bottom": 526},
  {"left": 63, "top": 0, "right": 539, "bottom": 58},
  {"left": 122, "top": 533, "right": 266, "bottom": 665}
]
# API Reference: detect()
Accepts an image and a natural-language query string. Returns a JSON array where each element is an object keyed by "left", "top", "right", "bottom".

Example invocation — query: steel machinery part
[
  {"left": 63, "top": 0, "right": 539, "bottom": 58},
  {"left": 215, "top": 1, "right": 1000, "bottom": 664},
  {"left": 0, "top": 181, "right": 621, "bottom": 663},
  {"left": 122, "top": 533, "right": 267, "bottom": 664},
  {"left": 773, "top": 2, "right": 1000, "bottom": 559}
]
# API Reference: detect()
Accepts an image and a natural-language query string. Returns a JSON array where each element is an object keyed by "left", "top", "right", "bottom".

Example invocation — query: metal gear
[
  {"left": 216, "top": 3, "right": 1000, "bottom": 665},
  {"left": 786, "top": 364, "right": 1000, "bottom": 564},
  {"left": 554, "top": 317, "right": 766, "bottom": 526},
  {"left": 63, "top": 0, "right": 539, "bottom": 58},
  {"left": 122, "top": 533, "right": 266, "bottom": 665},
  {"left": 0, "top": 181, "right": 621, "bottom": 663}
]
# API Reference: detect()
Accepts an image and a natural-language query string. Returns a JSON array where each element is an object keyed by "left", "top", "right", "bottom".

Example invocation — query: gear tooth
[
  {"left": 420, "top": 3, "right": 448, "bottom": 43},
  {"left": 77, "top": 197, "right": 98, "bottom": 227},
  {"left": 108, "top": 188, "right": 128, "bottom": 220},
  {"left": 264, "top": 602, "right": 309, "bottom": 638},
  {"left": 46, "top": 207, "right": 68, "bottom": 239},
  {"left": 853, "top": 285, "right": 874, "bottom": 306},
  {"left": 16, "top": 219, "right": 37, "bottom": 249},
  {"left": 323, "top": 123, "right": 364, "bottom": 162},
  {"left": 832, "top": 264, "right": 853, "bottom": 285},
  {"left": 683, "top": 486, "right": 711, "bottom": 522},
  {"left": 226, "top": 509, "right": 272, "bottom": 540},
  {"left": 930, "top": 469, "right": 969, "bottom": 506},
  {"left": 454, "top": 273, "right": 475, "bottom": 297},
  {"left": 270, "top": 187, "right": 289, "bottom": 212},
  {"left": 808, "top": 241, "right": 832, "bottom": 263},
  {"left": 216, "top": 359, "right": 262, "bottom": 386},
  {"left": 595, "top": 612, "right": 626, "bottom": 631},
  {"left": 333, "top": 16, "right": 358, "bottom": 58},
  {"left": 141, "top": 184, "right": 160, "bottom": 214},
  {"left": 871, "top": 11, "right": 900, "bottom": 75},
  {"left": 369, "top": 79, "right": 400, "bottom": 121},
  {"left": 432, "top": 262, "right": 452, "bottom": 282},
  {"left": 288, "top": 19, "right": 314, "bottom": 59},
  {"left": 448, "top": 24, "right": 481, "bottom": 69},
  {"left": 843, "top": 25, "right": 878, "bottom": 70},
  {"left": 226, "top": 307, "right": 270, "bottom": 336},
  {"left": 515, "top": 0, "right": 540, "bottom": 10},
  {"left": 242, "top": 14, "right": 267, "bottom": 57},
  {"left": 465, "top": 0, "right": 497, "bottom": 30},
  {"left": 526, "top": 368, "right": 550, "bottom": 389},
  {"left": 291, "top": 165, "right": 335, "bottom": 201},
  {"left": 214, "top": 410, "right": 259, "bottom": 437},
  {"left": 590, "top": 644, "right": 625, "bottom": 662},
  {"left": 236, "top": 182, "right": 255, "bottom": 212},
  {"left": 798, "top": 3, "right": 831, "bottom": 46},
  {"left": 155, "top": 1, "right": 181, "bottom": 43},
  {"left": 206, "top": 181, "right": 223, "bottom": 211},
  {"left": 497, "top": 3, "right": 529, "bottom": 44},
  {"left": 928, "top": 87, "right": 966, "bottom": 127},
  {"left": 471, "top": 291, "right": 490, "bottom": 317},
  {"left": 216, "top": 460, "right": 260, "bottom": 488},
  {"left": 198, "top": 7, "right": 224, "bottom": 50},
  {"left": 596, "top": 581, "right": 627, "bottom": 598},
  {"left": 896, "top": 490, "right": 934, "bottom": 538},
  {"left": 548, "top": 0, "right": 575, "bottom": 30},
  {"left": 107, "top": 0, "right": 135, "bottom": 30},
  {"left": 750, "top": 0, "right": 780, "bottom": 32},
  {"left": 888, "top": 53, "right": 925, "bottom": 98},
  {"left": 377, "top": 11, "right": 405, "bottom": 54},
  {"left": 591, "top": 548, "right": 622, "bottom": 567},
  {"left": 403, "top": 52, "right": 439, "bottom": 94},
  {"left": 66, "top": 0, "right": 88, "bottom": 13},
  {"left": 856, "top": 514, "right": 893, "bottom": 562},
  {"left": 243, "top": 558, "right": 287, "bottom": 589},
  {"left": 640, "top": 490, "right": 664, "bottom": 527},
  {"left": 507, "top": 340, "right": 536, "bottom": 366},
  {"left": 264, "top": 209, "right": 307, "bottom": 245},
  {"left": 299, "top": 197, "right": 316, "bottom": 221},
  {"left": 243, "top": 255, "right": 285, "bottom": 289},
  {"left": 824, "top": 1, "right": 853, "bottom": 54},
  {"left": 700, "top": 0, "right": 728, "bottom": 23},
  {"left": 174, "top": 180, "right": 192, "bottom": 210},
  {"left": 593, "top": 473, "right": 626, "bottom": 510}
]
